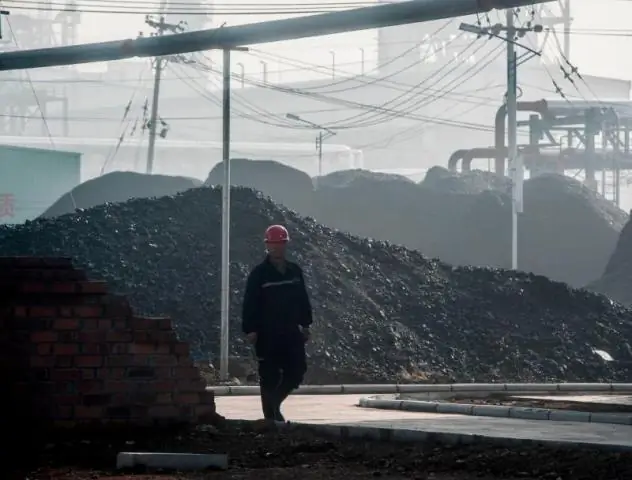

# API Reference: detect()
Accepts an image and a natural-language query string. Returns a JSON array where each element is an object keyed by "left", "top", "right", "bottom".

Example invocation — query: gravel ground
[{"left": 14, "top": 422, "right": 632, "bottom": 480}]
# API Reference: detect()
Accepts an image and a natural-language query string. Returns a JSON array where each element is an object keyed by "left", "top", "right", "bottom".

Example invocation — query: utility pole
[
  {"left": 144, "top": 14, "right": 185, "bottom": 174},
  {"left": 460, "top": 10, "right": 542, "bottom": 271},
  {"left": 219, "top": 46, "right": 249, "bottom": 383},
  {"left": 286, "top": 113, "right": 336, "bottom": 188}
]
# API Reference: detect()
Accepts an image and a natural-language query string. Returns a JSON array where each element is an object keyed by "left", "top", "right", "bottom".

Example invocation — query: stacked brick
[{"left": 0, "top": 256, "right": 217, "bottom": 429}]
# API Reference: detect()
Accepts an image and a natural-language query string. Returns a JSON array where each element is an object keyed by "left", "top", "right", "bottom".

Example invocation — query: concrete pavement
[{"left": 215, "top": 394, "right": 632, "bottom": 450}]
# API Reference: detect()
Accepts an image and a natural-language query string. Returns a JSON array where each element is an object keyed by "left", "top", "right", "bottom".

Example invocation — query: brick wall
[{"left": 0, "top": 257, "right": 217, "bottom": 430}]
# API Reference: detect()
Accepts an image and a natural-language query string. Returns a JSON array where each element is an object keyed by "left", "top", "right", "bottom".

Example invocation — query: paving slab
[{"left": 215, "top": 394, "right": 632, "bottom": 450}]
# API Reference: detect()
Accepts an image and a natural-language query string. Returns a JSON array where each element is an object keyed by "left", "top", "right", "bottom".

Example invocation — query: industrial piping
[
  {"left": 0, "top": 0, "right": 555, "bottom": 71},
  {"left": 448, "top": 147, "right": 503, "bottom": 172},
  {"left": 494, "top": 100, "right": 549, "bottom": 176}
]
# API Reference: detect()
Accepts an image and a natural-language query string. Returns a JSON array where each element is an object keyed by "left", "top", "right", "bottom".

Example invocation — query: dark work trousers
[{"left": 256, "top": 332, "right": 307, "bottom": 420}]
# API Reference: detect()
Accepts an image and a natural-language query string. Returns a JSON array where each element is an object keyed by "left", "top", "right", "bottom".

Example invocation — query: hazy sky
[{"left": 76, "top": 0, "right": 631, "bottom": 81}]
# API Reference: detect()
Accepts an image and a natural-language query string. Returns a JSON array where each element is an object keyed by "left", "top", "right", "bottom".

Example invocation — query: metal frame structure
[
  {"left": 0, "top": 1, "right": 80, "bottom": 136},
  {"left": 447, "top": 98, "right": 632, "bottom": 206}
]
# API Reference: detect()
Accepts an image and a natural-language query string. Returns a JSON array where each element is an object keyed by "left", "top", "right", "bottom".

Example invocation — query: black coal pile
[
  {"left": 1, "top": 186, "right": 631, "bottom": 384},
  {"left": 442, "top": 173, "right": 627, "bottom": 287},
  {"left": 589, "top": 212, "right": 632, "bottom": 305},
  {"left": 317, "top": 169, "right": 415, "bottom": 188},
  {"left": 41, "top": 171, "right": 201, "bottom": 218},
  {"left": 422, "top": 165, "right": 511, "bottom": 194},
  {"left": 205, "top": 158, "right": 315, "bottom": 214}
]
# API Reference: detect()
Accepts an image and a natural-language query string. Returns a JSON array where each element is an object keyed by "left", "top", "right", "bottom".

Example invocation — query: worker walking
[{"left": 241, "top": 224, "right": 313, "bottom": 422}]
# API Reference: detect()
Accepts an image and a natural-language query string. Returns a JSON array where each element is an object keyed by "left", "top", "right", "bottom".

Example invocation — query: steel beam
[{"left": 0, "top": 0, "right": 553, "bottom": 71}]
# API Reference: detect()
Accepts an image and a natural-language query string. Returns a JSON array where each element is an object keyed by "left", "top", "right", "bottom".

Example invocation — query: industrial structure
[{"left": 1, "top": 0, "right": 631, "bottom": 205}]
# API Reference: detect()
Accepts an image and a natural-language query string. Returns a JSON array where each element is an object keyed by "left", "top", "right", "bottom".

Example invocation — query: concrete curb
[
  {"left": 358, "top": 397, "right": 632, "bottom": 426},
  {"left": 208, "top": 382, "right": 632, "bottom": 397},
  {"left": 277, "top": 420, "right": 632, "bottom": 453}
]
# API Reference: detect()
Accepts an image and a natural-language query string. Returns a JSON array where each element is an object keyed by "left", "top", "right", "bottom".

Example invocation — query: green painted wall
[{"left": 0, "top": 145, "right": 81, "bottom": 224}]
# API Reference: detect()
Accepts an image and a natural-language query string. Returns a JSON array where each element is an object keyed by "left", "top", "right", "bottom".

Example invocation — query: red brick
[
  {"left": 74, "top": 305, "right": 103, "bottom": 317},
  {"left": 172, "top": 342, "right": 190, "bottom": 356},
  {"left": 112, "top": 318, "right": 128, "bottom": 329},
  {"left": 155, "top": 344, "right": 170, "bottom": 355},
  {"left": 54, "top": 405, "right": 74, "bottom": 419},
  {"left": 74, "top": 355, "right": 103, "bottom": 368},
  {"left": 31, "top": 331, "right": 58, "bottom": 342},
  {"left": 156, "top": 393, "right": 172, "bottom": 404},
  {"left": 81, "top": 318, "right": 99, "bottom": 330},
  {"left": 175, "top": 393, "right": 200, "bottom": 405},
  {"left": 54, "top": 343, "right": 80, "bottom": 355},
  {"left": 108, "top": 355, "right": 133, "bottom": 367},
  {"left": 79, "top": 331, "right": 107, "bottom": 343},
  {"left": 173, "top": 366, "right": 202, "bottom": 379},
  {"left": 59, "top": 307, "right": 73, "bottom": 317},
  {"left": 81, "top": 369, "right": 96, "bottom": 379},
  {"left": 52, "top": 282, "right": 78, "bottom": 294},
  {"left": 158, "top": 318, "right": 172, "bottom": 330},
  {"left": 75, "top": 406, "right": 104, "bottom": 419},
  {"left": 79, "top": 281, "right": 108, "bottom": 294},
  {"left": 150, "top": 355, "right": 177, "bottom": 367},
  {"left": 107, "top": 331, "right": 132, "bottom": 343},
  {"left": 178, "top": 357, "right": 194, "bottom": 367},
  {"left": 13, "top": 306, "right": 27, "bottom": 317},
  {"left": 152, "top": 380, "right": 177, "bottom": 392},
  {"left": 20, "top": 282, "right": 47, "bottom": 293},
  {"left": 36, "top": 343, "right": 53, "bottom": 355},
  {"left": 50, "top": 369, "right": 82, "bottom": 381},
  {"left": 79, "top": 380, "right": 103, "bottom": 394},
  {"left": 177, "top": 379, "right": 206, "bottom": 392},
  {"left": 30, "top": 355, "right": 55, "bottom": 368},
  {"left": 30, "top": 306, "right": 57, "bottom": 317},
  {"left": 148, "top": 406, "right": 179, "bottom": 418},
  {"left": 53, "top": 318, "right": 79, "bottom": 330},
  {"left": 55, "top": 394, "right": 81, "bottom": 405},
  {"left": 55, "top": 355, "right": 74, "bottom": 368},
  {"left": 104, "top": 381, "right": 130, "bottom": 393},
  {"left": 133, "top": 330, "right": 177, "bottom": 343},
  {"left": 97, "top": 319, "right": 112, "bottom": 330},
  {"left": 128, "top": 343, "right": 156, "bottom": 355},
  {"left": 130, "top": 317, "right": 153, "bottom": 330},
  {"left": 82, "top": 343, "right": 106, "bottom": 355}
]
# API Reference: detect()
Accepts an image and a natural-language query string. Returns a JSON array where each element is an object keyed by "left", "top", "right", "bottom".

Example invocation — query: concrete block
[
  {"left": 391, "top": 428, "right": 429, "bottom": 442},
  {"left": 116, "top": 452, "right": 228, "bottom": 471},
  {"left": 548, "top": 410, "right": 591, "bottom": 423},
  {"left": 557, "top": 383, "right": 612, "bottom": 392},
  {"left": 227, "top": 386, "right": 259, "bottom": 396},
  {"left": 610, "top": 383, "right": 632, "bottom": 393},
  {"left": 504, "top": 383, "right": 560, "bottom": 393},
  {"left": 471, "top": 404, "right": 511, "bottom": 418},
  {"left": 396, "top": 384, "right": 453, "bottom": 393},
  {"left": 451, "top": 383, "right": 507, "bottom": 392},
  {"left": 399, "top": 400, "right": 439, "bottom": 413},
  {"left": 509, "top": 407, "right": 550, "bottom": 421},
  {"left": 358, "top": 398, "right": 404, "bottom": 410},
  {"left": 436, "top": 403, "right": 474, "bottom": 415},
  {"left": 207, "top": 386, "right": 231, "bottom": 396},
  {"left": 298, "top": 385, "right": 344, "bottom": 394},
  {"left": 342, "top": 384, "right": 398, "bottom": 394},
  {"left": 590, "top": 413, "right": 632, "bottom": 425}
]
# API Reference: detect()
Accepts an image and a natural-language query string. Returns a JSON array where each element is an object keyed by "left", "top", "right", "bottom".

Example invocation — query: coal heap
[
  {"left": 442, "top": 174, "right": 627, "bottom": 287},
  {"left": 1, "top": 186, "right": 631, "bottom": 384},
  {"left": 317, "top": 169, "right": 415, "bottom": 188},
  {"left": 41, "top": 171, "right": 200, "bottom": 218},
  {"left": 205, "top": 158, "right": 315, "bottom": 214},
  {"left": 422, "top": 166, "right": 511, "bottom": 194},
  {"left": 589, "top": 212, "right": 632, "bottom": 305}
]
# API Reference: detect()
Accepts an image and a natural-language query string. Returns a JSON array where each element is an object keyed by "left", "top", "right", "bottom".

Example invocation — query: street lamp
[{"left": 285, "top": 113, "right": 336, "bottom": 186}]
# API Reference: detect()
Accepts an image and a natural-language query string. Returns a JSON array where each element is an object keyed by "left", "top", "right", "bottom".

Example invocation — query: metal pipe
[
  {"left": 0, "top": 0, "right": 554, "bottom": 71},
  {"left": 494, "top": 99, "right": 548, "bottom": 175}
]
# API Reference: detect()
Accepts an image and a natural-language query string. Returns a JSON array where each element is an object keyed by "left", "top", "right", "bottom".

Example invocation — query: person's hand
[
  {"left": 246, "top": 332, "right": 257, "bottom": 344},
  {"left": 301, "top": 327, "right": 311, "bottom": 343}
]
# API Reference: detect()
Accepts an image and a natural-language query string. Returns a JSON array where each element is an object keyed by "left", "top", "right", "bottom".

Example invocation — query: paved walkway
[{"left": 215, "top": 394, "right": 632, "bottom": 449}]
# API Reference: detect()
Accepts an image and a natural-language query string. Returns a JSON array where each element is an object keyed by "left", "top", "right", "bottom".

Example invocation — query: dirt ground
[{"left": 11, "top": 421, "right": 632, "bottom": 480}]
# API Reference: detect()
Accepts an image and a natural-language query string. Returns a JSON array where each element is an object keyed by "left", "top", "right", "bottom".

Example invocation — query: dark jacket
[{"left": 241, "top": 257, "right": 313, "bottom": 341}]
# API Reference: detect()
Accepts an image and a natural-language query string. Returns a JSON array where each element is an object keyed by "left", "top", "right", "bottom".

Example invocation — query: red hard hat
[{"left": 264, "top": 224, "right": 290, "bottom": 243}]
